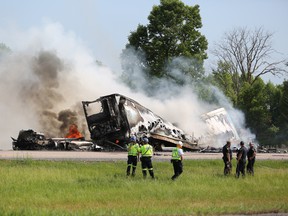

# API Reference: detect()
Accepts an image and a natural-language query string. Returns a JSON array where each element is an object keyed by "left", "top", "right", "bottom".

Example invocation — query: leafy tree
[
  {"left": 210, "top": 61, "right": 238, "bottom": 105},
  {"left": 276, "top": 81, "right": 288, "bottom": 145},
  {"left": 212, "top": 27, "right": 287, "bottom": 85},
  {"left": 237, "top": 79, "right": 271, "bottom": 143},
  {"left": 121, "top": 0, "right": 208, "bottom": 88},
  {"left": 0, "top": 43, "right": 11, "bottom": 57}
]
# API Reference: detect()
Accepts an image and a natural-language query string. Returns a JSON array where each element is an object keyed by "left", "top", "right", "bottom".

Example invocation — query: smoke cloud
[{"left": 0, "top": 22, "right": 255, "bottom": 150}]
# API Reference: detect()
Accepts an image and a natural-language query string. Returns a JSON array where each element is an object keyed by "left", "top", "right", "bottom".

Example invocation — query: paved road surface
[{"left": 1, "top": 150, "right": 288, "bottom": 161}]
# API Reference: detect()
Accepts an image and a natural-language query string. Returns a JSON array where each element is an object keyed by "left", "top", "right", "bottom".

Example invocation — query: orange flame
[{"left": 65, "top": 124, "right": 83, "bottom": 139}]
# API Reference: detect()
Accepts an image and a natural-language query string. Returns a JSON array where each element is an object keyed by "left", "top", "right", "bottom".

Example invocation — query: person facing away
[
  {"left": 236, "top": 141, "right": 247, "bottom": 178},
  {"left": 126, "top": 135, "right": 140, "bottom": 177},
  {"left": 171, "top": 141, "right": 184, "bottom": 180},
  {"left": 247, "top": 142, "right": 256, "bottom": 175},
  {"left": 139, "top": 137, "right": 154, "bottom": 179},
  {"left": 222, "top": 141, "right": 232, "bottom": 175}
]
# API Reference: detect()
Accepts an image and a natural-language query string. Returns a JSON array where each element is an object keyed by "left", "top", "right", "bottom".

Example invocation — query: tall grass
[{"left": 0, "top": 159, "right": 287, "bottom": 215}]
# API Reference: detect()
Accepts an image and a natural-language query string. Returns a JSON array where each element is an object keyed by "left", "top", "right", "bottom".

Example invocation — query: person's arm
[
  {"left": 250, "top": 150, "right": 256, "bottom": 160},
  {"left": 237, "top": 152, "right": 242, "bottom": 163},
  {"left": 179, "top": 149, "right": 184, "bottom": 161},
  {"left": 227, "top": 150, "right": 230, "bottom": 163}
]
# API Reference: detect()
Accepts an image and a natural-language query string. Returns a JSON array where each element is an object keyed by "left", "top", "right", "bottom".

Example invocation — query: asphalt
[{"left": 0, "top": 150, "right": 288, "bottom": 161}]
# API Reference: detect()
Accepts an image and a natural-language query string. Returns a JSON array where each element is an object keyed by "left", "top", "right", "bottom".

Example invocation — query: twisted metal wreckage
[{"left": 12, "top": 93, "right": 240, "bottom": 151}]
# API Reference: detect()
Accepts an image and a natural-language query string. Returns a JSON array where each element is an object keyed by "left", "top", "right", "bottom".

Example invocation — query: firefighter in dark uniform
[
  {"left": 247, "top": 142, "right": 256, "bottom": 175},
  {"left": 139, "top": 137, "right": 154, "bottom": 179},
  {"left": 222, "top": 141, "right": 232, "bottom": 175},
  {"left": 171, "top": 141, "right": 184, "bottom": 180},
  {"left": 126, "top": 136, "right": 140, "bottom": 177},
  {"left": 236, "top": 141, "right": 247, "bottom": 178}
]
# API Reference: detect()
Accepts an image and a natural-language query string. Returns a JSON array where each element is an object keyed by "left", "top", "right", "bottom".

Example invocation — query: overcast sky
[{"left": 1, "top": 0, "right": 287, "bottom": 84}]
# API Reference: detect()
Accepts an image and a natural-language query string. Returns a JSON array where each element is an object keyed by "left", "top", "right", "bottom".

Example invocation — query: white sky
[{"left": 1, "top": 0, "right": 288, "bottom": 83}]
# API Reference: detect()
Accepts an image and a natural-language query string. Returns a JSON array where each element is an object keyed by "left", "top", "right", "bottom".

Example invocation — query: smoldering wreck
[{"left": 12, "top": 93, "right": 240, "bottom": 151}]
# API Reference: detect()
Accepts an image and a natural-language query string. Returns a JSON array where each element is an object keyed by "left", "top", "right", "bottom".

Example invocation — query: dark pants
[
  {"left": 223, "top": 159, "right": 232, "bottom": 175},
  {"left": 171, "top": 160, "right": 183, "bottom": 180},
  {"left": 141, "top": 157, "right": 154, "bottom": 178},
  {"left": 247, "top": 159, "right": 255, "bottom": 175},
  {"left": 127, "top": 155, "right": 138, "bottom": 176},
  {"left": 236, "top": 160, "right": 246, "bottom": 178}
]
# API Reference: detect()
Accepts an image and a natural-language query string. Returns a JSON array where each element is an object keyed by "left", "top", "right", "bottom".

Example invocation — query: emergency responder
[
  {"left": 139, "top": 137, "right": 154, "bottom": 179},
  {"left": 247, "top": 142, "right": 256, "bottom": 175},
  {"left": 171, "top": 141, "right": 184, "bottom": 180},
  {"left": 222, "top": 141, "right": 232, "bottom": 175},
  {"left": 236, "top": 141, "right": 247, "bottom": 178},
  {"left": 126, "top": 135, "right": 140, "bottom": 177}
]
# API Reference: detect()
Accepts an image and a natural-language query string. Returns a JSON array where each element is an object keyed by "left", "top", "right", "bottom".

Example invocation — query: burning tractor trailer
[
  {"left": 11, "top": 93, "right": 240, "bottom": 151},
  {"left": 82, "top": 94, "right": 199, "bottom": 151}
]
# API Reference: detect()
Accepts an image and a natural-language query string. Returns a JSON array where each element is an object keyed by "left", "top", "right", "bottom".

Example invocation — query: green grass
[{"left": 0, "top": 159, "right": 287, "bottom": 215}]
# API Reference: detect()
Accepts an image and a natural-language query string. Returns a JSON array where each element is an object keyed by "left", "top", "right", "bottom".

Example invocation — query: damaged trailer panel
[
  {"left": 82, "top": 93, "right": 198, "bottom": 151},
  {"left": 199, "top": 107, "right": 240, "bottom": 148}
]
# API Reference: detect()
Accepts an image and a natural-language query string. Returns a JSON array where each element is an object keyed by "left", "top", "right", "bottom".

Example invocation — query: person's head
[
  {"left": 143, "top": 137, "right": 149, "bottom": 144},
  {"left": 226, "top": 141, "right": 231, "bottom": 147},
  {"left": 177, "top": 141, "right": 183, "bottom": 148},
  {"left": 249, "top": 142, "right": 254, "bottom": 147},
  {"left": 130, "top": 135, "right": 136, "bottom": 143},
  {"left": 240, "top": 141, "right": 244, "bottom": 146}
]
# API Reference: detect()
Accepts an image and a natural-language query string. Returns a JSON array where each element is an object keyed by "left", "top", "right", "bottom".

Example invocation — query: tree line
[{"left": 121, "top": 0, "right": 288, "bottom": 147}]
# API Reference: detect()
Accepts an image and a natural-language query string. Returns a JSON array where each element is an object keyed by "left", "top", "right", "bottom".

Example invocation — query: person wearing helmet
[
  {"left": 236, "top": 141, "right": 247, "bottom": 178},
  {"left": 171, "top": 141, "right": 184, "bottom": 180},
  {"left": 139, "top": 137, "right": 154, "bottom": 179},
  {"left": 126, "top": 135, "right": 140, "bottom": 177}
]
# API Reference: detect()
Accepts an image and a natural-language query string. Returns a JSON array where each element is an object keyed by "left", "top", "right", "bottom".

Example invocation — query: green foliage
[
  {"left": 0, "top": 42, "right": 12, "bottom": 56},
  {"left": 121, "top": 0, "right": 208, "bottom": 90},
  {"left": 210, "top": 61, "right": 238, "bottom": 105},
  {"left": 0, "top": 159, "right": 288, "bottom": 215}
]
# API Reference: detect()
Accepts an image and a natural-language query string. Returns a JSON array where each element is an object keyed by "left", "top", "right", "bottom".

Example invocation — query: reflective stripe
[
  {"left": 141, "top": 144, "right": 153, "bottom": 157},
  {"left": 172, "top": 148, "right": 181, "bottom": 160},
  {"left": 128, "top": 143, "right": 140, "bottom": 156}
]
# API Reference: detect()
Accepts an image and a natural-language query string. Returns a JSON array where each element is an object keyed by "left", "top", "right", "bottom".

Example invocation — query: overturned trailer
[
  {"left": 199, "top": 107, "right": 240, "bottom": 148},
  {"left": 82, "top": 94, "right": 198, "bottom": 151}
]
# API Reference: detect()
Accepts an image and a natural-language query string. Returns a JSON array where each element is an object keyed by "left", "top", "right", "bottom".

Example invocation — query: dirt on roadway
[{"left": 0, "top": 150, "right": 288, "bottom": 161}]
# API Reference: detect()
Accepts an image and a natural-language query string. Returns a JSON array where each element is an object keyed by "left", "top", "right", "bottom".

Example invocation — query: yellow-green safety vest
[
  {"left": 140, "top": 144, "right": 153, "bottom": 157},
  {"left": 172, "top": 147, "right": 181, "bottom": 160},
  {"left": 128, "top": 143, "right": 140, "bottom": 156}
]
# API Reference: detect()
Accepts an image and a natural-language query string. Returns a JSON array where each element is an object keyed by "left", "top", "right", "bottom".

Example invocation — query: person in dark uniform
[
  {"left": 247, "top": 142, "right": 256, "bottom": 175},
  {"left": 139, "top": 137, "right": 154, "bottom": 179},
  {"left": 171, "top": 141, "right": 184, "bottom": 180},
  {"left": 126, "top": 135, "right": 140, "bottom": 177},
  {"left": 222, "top": 141, "right": 232, "bottom": 175},
  {"left": 236, "top": 141, "right": 247, "bottom": 178}
]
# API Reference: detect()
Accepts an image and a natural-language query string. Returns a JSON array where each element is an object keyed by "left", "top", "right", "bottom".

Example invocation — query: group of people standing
[
  {"left": 222, "top": 140, "right": 256, "bottom": 178},
  {"left": 126, "top": 136, "right": 184, "bottom": 180},
  {"left": 126, "top": 136, "right": 256, "bottom": 180}
]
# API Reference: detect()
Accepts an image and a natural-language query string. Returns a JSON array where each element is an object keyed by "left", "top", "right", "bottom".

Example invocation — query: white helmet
[{"left": 178, "top": 141, "right": 183, "bottom": 147}]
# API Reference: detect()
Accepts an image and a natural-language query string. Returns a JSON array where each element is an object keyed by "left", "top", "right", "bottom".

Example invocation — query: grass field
[{"left": 0, "top": 158, "right": 287, "bottom": 215}]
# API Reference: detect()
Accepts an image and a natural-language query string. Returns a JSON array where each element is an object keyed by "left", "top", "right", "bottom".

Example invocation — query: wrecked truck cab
[
  {"left": 11, "top": 129, "right": 102, "bottom": 151},
  {"left": 12, "top": 129, "right": 56, "bottom": 150},
  {"left": 82, "top": 93, "right": 198, "bottom": 151}
]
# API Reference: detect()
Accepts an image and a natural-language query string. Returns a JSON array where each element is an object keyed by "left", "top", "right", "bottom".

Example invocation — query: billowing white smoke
[
  {"left": 0, "top": 22, "right": 255, "bottom": 150},
  {"left": 0, "top": 22, "right": 132, "bottom": 149}
]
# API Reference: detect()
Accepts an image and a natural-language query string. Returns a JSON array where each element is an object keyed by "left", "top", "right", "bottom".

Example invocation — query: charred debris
[{"left": 12, "top": 93, "right": 239, "bottom": 152}]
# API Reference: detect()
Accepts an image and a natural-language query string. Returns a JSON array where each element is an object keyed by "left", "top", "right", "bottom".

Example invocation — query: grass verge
[{"left": 0, "top": 159, "right": 287, "bottom": 215}]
